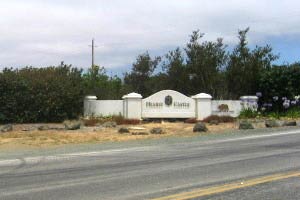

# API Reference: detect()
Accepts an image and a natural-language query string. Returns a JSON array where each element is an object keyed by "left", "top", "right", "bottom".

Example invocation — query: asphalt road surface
[{"left": 1, "top": 128, "right": 300, "bottom": 200}]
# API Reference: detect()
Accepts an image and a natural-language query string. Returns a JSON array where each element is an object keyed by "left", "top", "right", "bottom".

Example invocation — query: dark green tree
[
  {"left": 124, "top": 52, "right": 161, "bottom": 97},
  {"left": 226, "top": 28, "right": 278, "bottom": 99},
  {"left": 162, "top": 48, "right": 190, "bottom": 94},
  {"left": 259, "top": 62, "right": 300, "bottom": 102},
  {"left": 82, "top": 65, "right": 123, "bottom": 99},
  {"left": 185, "top": 31, "right": 228, "bottom": 97}
]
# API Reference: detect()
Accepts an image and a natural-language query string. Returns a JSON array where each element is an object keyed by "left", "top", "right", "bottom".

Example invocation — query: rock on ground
[
  {"left": 64, "top": 120, "right": 81, "bottom": 130},
  {"left": 0, "top": 124, "right": 13, "bottom": 133},
  {"left": 284, "top": 121, "right": 297, "bottom": 126},
  {"left": 128, "top": 126, "right": 146, "bottom": 131},
  {"left": 209, "top": 120, "right": 219, "bottom": 125},
  {"left": 118, "top": 127, "right": 130, "bottom": 134},
  {"left": 239, "top": 121, "right": 254, "bottom": 130},
  {"left": 38, "top": 125, "right": 50, "bottom": 131},
  {"left": 265, "top": 120, "right": 284, "bottom": 128},
  {"left": 150, "top": 127, "right": 164, "bottom": 134},
  {"left": 193, "top": 122, "right": 208, "bottom": 132}
]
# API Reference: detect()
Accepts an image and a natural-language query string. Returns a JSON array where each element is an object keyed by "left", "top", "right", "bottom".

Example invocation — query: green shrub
[
  {"left": 283, "top": 107, "right": 300, "bottom": 118},
  {"left": 239, "top": 108, "right": 259, "bottom": 119},
  {"left": 259, "top": 64, "right": 300, "bottom": 104},
  {"left": 0, "top": 65, "right": 83, "bottom": 123},
  {"left": 263, "top": 111, "right": 281, "bottom": 119}
]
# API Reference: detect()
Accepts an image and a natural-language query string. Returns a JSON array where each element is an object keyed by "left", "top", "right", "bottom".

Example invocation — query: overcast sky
[{"left": 1, "top": 0, "right": 300, "bottom": 74}]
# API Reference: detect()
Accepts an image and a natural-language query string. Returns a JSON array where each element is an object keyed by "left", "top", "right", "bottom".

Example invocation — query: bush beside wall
[{"left": 0, "top": 65, "right": 83, "bottom": 123}]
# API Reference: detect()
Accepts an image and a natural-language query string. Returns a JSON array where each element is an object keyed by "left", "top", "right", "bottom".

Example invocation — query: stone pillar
[
  {"left": 84, "top": 96, "right": 97, "bottom": 117},
  {"left": 192, "top": 93, "right": 213, "bottom": 120},
  {"left": 240, "top": 96, "right": 258, "bottom": 110},
  {"left": 122, "top": 92, "right": 143, "bottom": 119}
]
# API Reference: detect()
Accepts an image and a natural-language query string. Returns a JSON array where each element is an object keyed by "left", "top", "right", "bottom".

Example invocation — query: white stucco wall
[
  {"left": 83, "top": 92, "right": 250, "bottom": 119},
  {"left": 124, "top": 99, "right": 142, "bottom": 119},
  {"left": 211, "top": 100, "right": 242, "bottom": 117},
  {"left": 142, "top": 90, "right": 195, "bottom": 118},
  {"left": 84, "top": 100, "right": 123, "bottom": 117}
]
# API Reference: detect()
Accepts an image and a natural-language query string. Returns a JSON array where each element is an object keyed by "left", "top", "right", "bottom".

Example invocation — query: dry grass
[{"left": 0, "top": 122, "right": 237, "bottom": 149}]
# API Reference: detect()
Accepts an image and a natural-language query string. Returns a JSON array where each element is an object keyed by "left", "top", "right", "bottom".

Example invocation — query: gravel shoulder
[{"left": 0, "top": 123, "right": 299, "bottom": 160}]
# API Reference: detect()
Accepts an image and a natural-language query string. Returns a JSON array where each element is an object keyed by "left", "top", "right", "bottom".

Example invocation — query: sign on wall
[
  {"left": 211, "top": 100, "right": 242, "bottom": 117},
  {"left": 142, "top": 90, "right": 195, "bottom": 118}
]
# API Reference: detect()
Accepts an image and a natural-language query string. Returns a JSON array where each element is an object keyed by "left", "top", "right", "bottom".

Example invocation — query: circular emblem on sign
[{"left": 165, "top": 95, "right": 173, "bottom": 106}]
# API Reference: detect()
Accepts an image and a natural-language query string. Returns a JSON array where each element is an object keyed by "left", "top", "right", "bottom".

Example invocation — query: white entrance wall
[
  {"left": 83, "top": 91, "right": 258, "bottom": 120},
  {"left": 84, "top": 97, "right": 123, "bottom": 117},
  {"left": 142, "top": 90, "right": 195, "bottom": 118}
]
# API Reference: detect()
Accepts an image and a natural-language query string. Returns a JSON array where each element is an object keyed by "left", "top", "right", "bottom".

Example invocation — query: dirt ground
[{"left": 0, "top": 122, "right": 238, "bottom": 149}]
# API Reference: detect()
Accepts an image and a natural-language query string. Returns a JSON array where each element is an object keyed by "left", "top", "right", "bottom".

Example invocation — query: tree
[
  {"left": 162, "top": 48, "right": 190, "bottom": 94},
  {"left": 124, "top": 52, "right": 161, "bottom": 97},
  {"left": 226, "top": 28, "right": 278, "bottom": 99},
  {"left": 259, "top": 62, "right": 300, "bottom": 102},
  {"left": 82, "top": 65, "right": 123, "bottom": 99},
  {"left": 185, "top": 31, "right": 228, "bottom": 97}
]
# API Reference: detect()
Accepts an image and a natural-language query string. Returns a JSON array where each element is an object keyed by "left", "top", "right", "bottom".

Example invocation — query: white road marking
[
  {"left": 0, "top": 147, "right": 153, "bottom": 167},
  {"left": 214, "top": 129, "right": 300, "bottom": 143}
]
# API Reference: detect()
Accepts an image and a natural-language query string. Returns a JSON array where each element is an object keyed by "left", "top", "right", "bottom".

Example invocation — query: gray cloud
[{"left": 1, "top": 0, "right": 300, "bottom": 69}]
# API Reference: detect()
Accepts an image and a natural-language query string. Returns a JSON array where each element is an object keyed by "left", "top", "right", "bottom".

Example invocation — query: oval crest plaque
[{"left": 165, "top": 95, "right": 173, "bottom": 106}]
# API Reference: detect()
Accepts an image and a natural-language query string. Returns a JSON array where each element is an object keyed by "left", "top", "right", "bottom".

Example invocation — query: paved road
[{"left": 1, "top": 128, "right": 300, "bottom": 200}]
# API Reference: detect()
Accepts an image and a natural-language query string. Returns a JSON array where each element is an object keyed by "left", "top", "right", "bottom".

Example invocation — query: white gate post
[
  {"left": 84, "top": 96, "right": 97, "bottom": 117},
  {"left": 122, "top": 92, "right": 143, "bottom": 119},
  {"left": 240, "top": 96, "right": 259, "bottom": 110},
  {"left": 192, "top": 93, "right": 212, "bottom": 120}
]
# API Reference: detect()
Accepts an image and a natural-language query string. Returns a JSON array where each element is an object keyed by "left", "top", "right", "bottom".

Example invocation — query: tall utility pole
[
  {"left": 89, "top": 39, "right": 98, "bottom": 68},
  {"left": 92, "top": 39, "right": 94, "bottom": 68}
]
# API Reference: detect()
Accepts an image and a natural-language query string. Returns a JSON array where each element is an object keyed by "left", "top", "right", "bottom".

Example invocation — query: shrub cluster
[
  {"left": 0, "top": 62, "right": 129, "bottom": 123},
  {"left": 239, "top": 108, "right": 259, "bottom": 119},
  {"left": 0, "top": 65, "right": 83, "bottom": 123},
  {"left": 259, "top": 64, "right": 300, "bottom": 104},
  {"left": 239, "top": 92, "right": 300, "bottom": 119}
]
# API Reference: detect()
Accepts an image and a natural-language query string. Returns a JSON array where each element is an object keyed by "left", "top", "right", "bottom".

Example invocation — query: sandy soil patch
[{"left": 0, "top": 122, "right": 237, "bottom": 149}]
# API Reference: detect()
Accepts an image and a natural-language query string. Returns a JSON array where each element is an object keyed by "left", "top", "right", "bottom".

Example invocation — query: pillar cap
[
  {"left": 85, "top": 95, "right": 97, "bottom": 100},
  {"left": 192, "top": 93, "right": 212, "bottom": 99},
  {"left": 240, "top": 96, "right": 258, "bottom": 101},
  {"left": 122, "top": 92, "right": 143, "bottom": 99}
]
